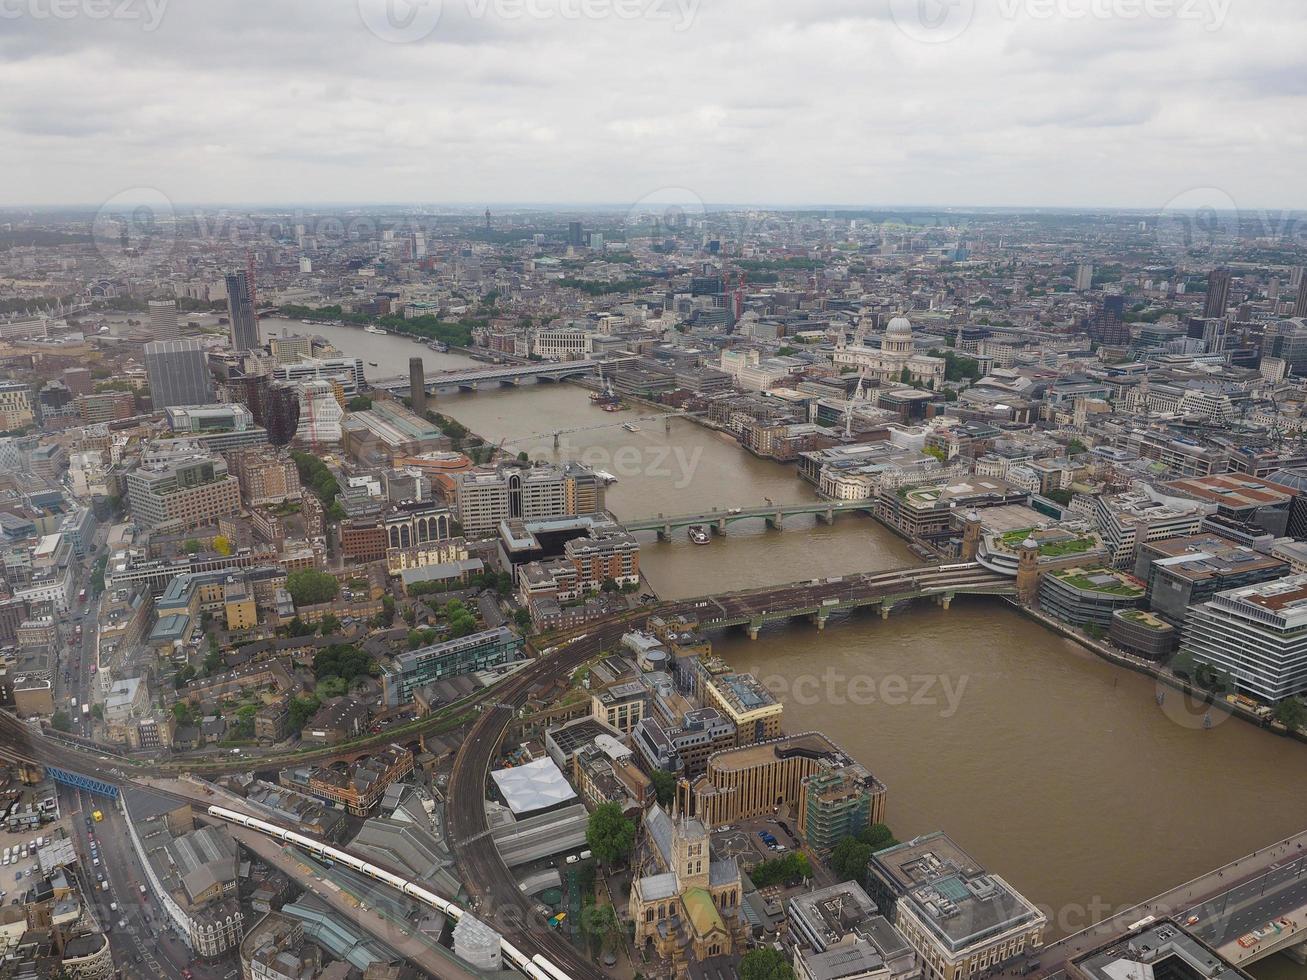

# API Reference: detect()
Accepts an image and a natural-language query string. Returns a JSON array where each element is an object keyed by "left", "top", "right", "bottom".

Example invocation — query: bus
[{"left": 92, "top": 810, "right": 104, "bottom": 823}]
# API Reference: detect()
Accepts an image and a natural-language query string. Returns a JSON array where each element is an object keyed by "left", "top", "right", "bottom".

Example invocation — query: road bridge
[
  {"left": 993, "top": 830, "right": 1307, "bottom": 980},
  {"left": 624, "top": 499, "right": 876, "bottom": 539},
  {"left": 370, "top": 359, "right": 597, "bottom": 395}
]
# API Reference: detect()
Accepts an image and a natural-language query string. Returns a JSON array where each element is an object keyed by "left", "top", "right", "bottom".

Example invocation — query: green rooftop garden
[
  {"left": 998, "top": 528, "right": 1098, "bottom": 558},
  {"left": 1053, "top": 567, "right": 1145, "bottom": 597},
  {"left": 1117, "top": 609, "right": 1172, "bottom": 630}
]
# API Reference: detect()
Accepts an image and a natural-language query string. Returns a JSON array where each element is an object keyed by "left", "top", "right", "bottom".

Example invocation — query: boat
[
  {"left": 364, "top": 325, "right": 387, "bottom": 336},
  {"left": 622, "top": 422, "right": 640, "bottom": 433},
  {"left": 688, "top": 525, "right": 711, "bottom": 545},
  {"left": 594, "top": 470, "right": 618, "bottom": 485},
  {"left": 603, "top": 403, "right": 622, "bottom": 413},
  {"left": 428, "top": 340, "right": 449, "bottom": 353},
  {"left": 727, "top": 507, "right": 742, "bottom": 515},
  {"left": 300, "top": 319, "right": 313, "bottom": 325},
  {"left": 368, "top": 361, "right": 378, "bottom": 367}
]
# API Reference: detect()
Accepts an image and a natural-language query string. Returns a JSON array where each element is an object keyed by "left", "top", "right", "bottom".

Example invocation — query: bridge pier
[
  {"left": 553, "top": 432, "right": 561, "bottom": 449},
  {"left": 765, "top": 511, "right": 785, "bottom": 531},
  {"left": 657, "top": 524, "right": 671, "bottom": 542},
  {"left": 715, "top": 518, "right": 727, "bottom": 535},
  {"left": 748, "top": 618, "right": 763, "bottom": 640},
  {"left": 934, "top": 593, "right": 954, "bottom": 610},
  {"left": 880, "top": 603, "right": 891, "bottom": 620},
  {"left": 815, "top": 507, "right": 835, "bottom": 524},
  {"left": 1283, "top": 942, "right": 1307, "bottom": 966},
  {"left": 811, "top": 610, "right": 829, "bottom": 631}
]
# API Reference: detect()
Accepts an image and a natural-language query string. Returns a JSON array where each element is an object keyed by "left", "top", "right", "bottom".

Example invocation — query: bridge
[
  {"left": 370, "top": 359, "right": 597, "bottom": 395},
  {"left": 993, "top": 829, "right": 1307, "bottom": 980},
  {"left": 688, "top": 562, "right": 1017, "bottom": 638},
  {"left": 623, "top": 499, "right": 876, "bottom": 539}
]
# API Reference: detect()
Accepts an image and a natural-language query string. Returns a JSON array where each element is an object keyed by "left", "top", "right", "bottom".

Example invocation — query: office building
[
  {"left": 125, "top": 448, "right": 242, "bottom": 530},
  {"left": 682, "top": 731, "right": 885, "bottom": 830},
  {"left": 568, "top": 221, "right": 583, "bottom": 247},
  {"left": 789, "top": 882, "right": 920, "bottom": 980},
  {"left": 226, "top": 270, "right": 260, "bottom": 352},
  {"left": 455, "top": 462, "right": 605, "bottom": 535},
  {"left": 0, "top": 380, "right": 35, "bottom": 431},
  {"left": 697, "top": 660, "right": 784, "bottom": 746},
  {"left": 381, "top": 626, "right": 523, "bottom": 706},
  {"left": 1039, "top": 566, "right": 1145, "bottom": 629},
  {"left": 867, "top": 832, "right": 1046, "bottom": 980},
  {"left": 1180, "top": 574, "right": 1307, "bottom": 702},
  {"left": 293, "top": 379, "right": 345, "bottom": 446},
  {"left": 148, "top": 298, "right": 180, "bottom": 339},
  {"left": 799, "top": 765, "right": 888, "bottom": 854},
  {"left": 1205, "top": 267, "right": 1231, "bottom": 319},
  {"left": 1135, "top": 534, "right": 1288, "bottom": 625},
  {"left": 1075, "top": 262, "right": 1094, "bottom": 292},
  {"left": 272, "top": 357, "right": 365, "bottom": 395},
  {"left": 145, "top": 339, "right": 214, "bottom": 408},
  {"left": 1296, "top": 274, "right": 1307, "bottom": 319}
]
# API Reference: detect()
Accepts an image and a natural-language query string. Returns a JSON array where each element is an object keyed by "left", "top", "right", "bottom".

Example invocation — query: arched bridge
[
  {"left": 370, "top": 360, "right": 597, "bottom": 395},
  {"left": 624, "top": 499, "right": 875, "bottom": 538},
  {"left": 685, "top": 562, "right": 1017, "bottom": 638}
]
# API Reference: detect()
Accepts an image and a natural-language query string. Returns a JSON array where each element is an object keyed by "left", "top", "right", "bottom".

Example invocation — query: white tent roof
[{"left": 490, "top": 757, "right": 578, "bottom": 816}]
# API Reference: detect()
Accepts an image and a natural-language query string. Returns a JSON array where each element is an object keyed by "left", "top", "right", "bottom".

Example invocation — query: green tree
[
  {"left": 91, "top": 704, "right": 104, "bottom": 721},
  {"left": 183, "top": 539, "right": 202, "bottom": 554},
  {"left": 857, "top": 823, "right": 898, "bottom": 851},
  {"left": 1066, "top": 438, "right": 1087, "bottom": 456},
  {"left": 514, "top": 608, "right": 533, "bottom": 632},
  {"left": 749, "top": 852, "right": 812, "bottom": 887},
  {"left": 317, "top": 676, "right": 349, "bottom": 699},
  {"left": 585, "top": 802, "right": 636, "bottom": 866},
  {"left": 740, "top": 947, "right": 796, "bottom": 980},
  {"left": 830, "top": 837, "right": 873, "bottom": 883},
  {"left": 1274, "top": 698, "right": 1306, "bottom": 732},
  {"left": 318, "top": 614, "right": 340, "bottom": 636},
  {"left": 650, "top": 769, "right": 677, "bottom": 808},
  {"left": 347, "top": 395, "right": 373, "bottom": 412},
  {"left": 172, "top": 703, "right": 194, "bottom": 727},
  {"left": 51, "top": 711, "right": 72, "bottom": 732},
  {"left": 286, "top": 570, "right": 339, "bottom": 607},
  {"left": 289, "top": 695, "right": 322, "bottom": 734}
]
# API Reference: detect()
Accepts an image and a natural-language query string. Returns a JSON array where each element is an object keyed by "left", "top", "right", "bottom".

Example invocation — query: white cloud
[{"left": 1, "top": 0, "right": 1305, "bottom": 208}]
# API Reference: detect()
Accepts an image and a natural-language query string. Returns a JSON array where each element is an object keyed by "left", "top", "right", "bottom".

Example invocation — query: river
[{"left": 298, "top": 317, "right": 1307, "bottom": 967}]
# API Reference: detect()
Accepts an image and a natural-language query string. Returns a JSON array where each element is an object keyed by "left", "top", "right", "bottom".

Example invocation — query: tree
[
  {"left": 347, "top": 395, "right": 373, "bottom": 412},
  {"left": 585, "top": 802, "right": 635, "bottom": 866},
  {"left": 172, "top": 702, "right": 194, "bottom": 727},
  {"left": 749, "top": 852, "right": 812, "bottom": 887},
  {"left": 1066, "top": 438, "right": 1087, "bottom": 456},
  {"left": 317, "top": 676, "right": 349, "bottom": 699},
  {"left": 740, "top": 948, "right": 796, "bottom": 980},
  {"left": 287, "top": 570, "right": 339, "bottom": 607},
  {"left": 318, "top": 614, "right": 340, "bottom": 636},
  {"left": 91, "top": 704, "right": 104, "bottom": 721},
  {"left": 1274, "top": 698, "right": 1306, "bottom": 732},
  {"left": 650, "top": 769, "right": 676, "bottom": 808},
  {"left": 183, "top": 538, "right": 202, "bottom": 554},
  {"left": 289, "top": 695, "right": 321, "bottom": 734},
  {"left": 830, "top": 837, "right": 873, "bottom": 883},
  {"left": 857, "top": 823, "right": 898, "bottom": 851},
  {"left": 514, "top": 608, "right": 533, "bottom": 632},
  {"left": 212, "top": 534, "right": 233, "bottom": 557},
  {"left": 51, "top": 711, "right": 72, "bottom": 732}
]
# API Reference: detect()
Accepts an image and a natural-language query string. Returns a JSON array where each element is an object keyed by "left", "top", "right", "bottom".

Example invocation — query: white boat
[
  {"left": 688, "top": 525, "right": 711, "bottom": 545},
  {"left": 300, "top": 319, "right": 313, "bottom": 325},
  {"left": 364, "top": 325, "right": 387, "bottom": 335},
  {"left": 622, "top": 422, "right": 640, "bottom": 433},
  {"left": 594, "top": 470, "right": 618, "bottom": 484}
]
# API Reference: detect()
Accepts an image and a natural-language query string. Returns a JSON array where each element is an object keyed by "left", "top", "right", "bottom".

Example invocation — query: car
[
  {"left": 1187, "top": 915, "right": 1200, "bottom": 925},
  {"left": 13, "top": 872, "right": 21, "bottom": 881},
  {"left": 183, "top": 970, "right": 194, "bottom": 979}
]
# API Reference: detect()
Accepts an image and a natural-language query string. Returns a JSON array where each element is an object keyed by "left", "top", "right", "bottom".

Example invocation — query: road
[{"left": 993, "top": 830, "right": 1307, "bottom": 979}]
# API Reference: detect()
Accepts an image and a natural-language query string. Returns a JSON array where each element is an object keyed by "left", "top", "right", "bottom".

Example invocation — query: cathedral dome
[{"left": 885, "top": 316, "right": 914, "bottom": 338}]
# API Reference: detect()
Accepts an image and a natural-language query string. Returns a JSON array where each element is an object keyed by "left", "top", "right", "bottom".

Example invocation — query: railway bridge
[{"left": 623, "top": 499, "right": 875, "bottom": 539}]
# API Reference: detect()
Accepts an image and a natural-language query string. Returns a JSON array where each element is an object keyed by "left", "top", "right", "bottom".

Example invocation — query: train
[{"left": 206, "top": 805, "right": 574, "bottom": 980}]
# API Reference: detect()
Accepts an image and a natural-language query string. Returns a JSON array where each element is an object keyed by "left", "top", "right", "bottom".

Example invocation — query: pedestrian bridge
[
  {"left": 370, "top": 360, "right": 597, "bottom": 395},
  {"left": 624, "top": 499, "right": 874, "bottom": 538}
]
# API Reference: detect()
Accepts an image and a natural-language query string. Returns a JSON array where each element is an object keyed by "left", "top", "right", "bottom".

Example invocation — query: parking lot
[
  {"left": 0, "top": 825, "right": 53, "bottom": 904},
  {"left": 711, "top": 813, "right": 802, "bottom": 869}
]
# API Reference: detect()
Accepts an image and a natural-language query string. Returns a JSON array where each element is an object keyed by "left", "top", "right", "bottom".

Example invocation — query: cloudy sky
[{"left": 2, "top": 0, "right": 1305, "bottom": 209}]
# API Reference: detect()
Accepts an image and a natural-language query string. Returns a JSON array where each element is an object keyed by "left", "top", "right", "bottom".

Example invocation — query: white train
[{"left": 207, "top": 805, "right": 573, "bottom": 980}]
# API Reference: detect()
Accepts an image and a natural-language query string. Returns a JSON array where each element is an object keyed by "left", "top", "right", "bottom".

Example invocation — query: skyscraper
[
  {"left": 568, "top": 221, "right": 583, "bottom": 247},
  {"left": 148, "top": 299, "right": 180, "bottom": 340},
  {"left": 225, "top": 271, "right": 260, "bottom": 352},
  {"left": 409, "top": 357, "right": 427, "bottom": 418},
  {"left": 144, "top": 339, "right": 213, "bottom": 409},
  {"left": 1075, "top": 263, "right": 1094, "bottom": 292},
  {"left": 1295, "top": 273, "right": 1307, "bottom": 319},
  {"left": 1205, "top": 268, "right": 1232, "bottom": 319}
]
